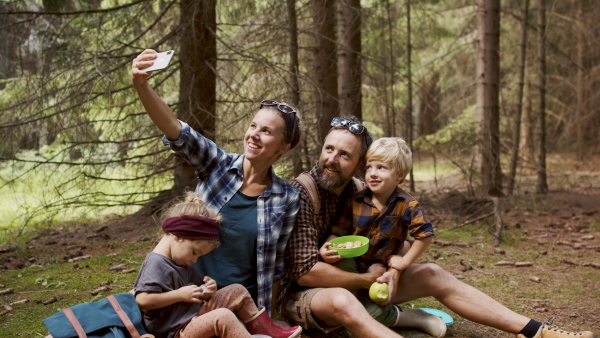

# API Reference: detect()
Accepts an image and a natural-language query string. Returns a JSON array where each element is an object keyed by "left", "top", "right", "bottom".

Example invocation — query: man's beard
[{"left": 316, "top": 161, "right": 354, "bottom": 191}]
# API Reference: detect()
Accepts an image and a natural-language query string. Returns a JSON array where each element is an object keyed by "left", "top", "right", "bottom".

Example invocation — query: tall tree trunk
[
  {"left": 176, "top": 0, "right": 217, "bottom": 195},
  {"left": 476, "top": 0, "right": 503, "bottom": 196},
  {"left": 535, "top": 0, "right": 548, "bottom": 194},
  {"left": 406, "top": 0, "right": 415, "bottom": 192},
  {"left": 337, "top": 0, "right": 362, "bottom": 120},
  {"left": 287, "top": 0, "right": 304, "bottom": 175},
  {"left": 576, "top": 0, "right": 585, "bottom": 160},
  {"left": 386, "top": 0, "right": 396, "bottom": 137},
  {"left": 521, "top": 82, "right": 534, "bottom": 163},
  {"left": 418, "top": 73, "right": 440, "bottom": 136},
  {"left": 507, "top": 0, "right": 530, "bottom": 196},
  {"left": 313, "top": 0, "right": 339, "bottom": 145}
]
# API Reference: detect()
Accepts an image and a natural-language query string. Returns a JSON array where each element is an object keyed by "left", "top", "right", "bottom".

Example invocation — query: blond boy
[{"left": 319, "top": 137, "right": 444, "bottom": 337}]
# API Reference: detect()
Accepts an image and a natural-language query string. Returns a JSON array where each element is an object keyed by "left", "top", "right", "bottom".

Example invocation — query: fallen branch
[
  {"left": 9, "top": 299, "right": 29, "bottom": 306},
  {"left": 91, "top": 286, "right": 110, "bottom": 295},
  {"left": 0, "top": 288, "right": 14, "bottom": 295}
]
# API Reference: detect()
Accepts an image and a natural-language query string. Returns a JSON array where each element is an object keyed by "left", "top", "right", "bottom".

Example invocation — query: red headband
[{"left": 162, "top": 215, "right": 220, "bottom": 241}]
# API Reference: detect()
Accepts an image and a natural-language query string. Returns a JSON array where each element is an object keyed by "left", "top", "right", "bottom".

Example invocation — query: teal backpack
[{"left": 43, "top": 293, "right": 153, "bottom": 338}]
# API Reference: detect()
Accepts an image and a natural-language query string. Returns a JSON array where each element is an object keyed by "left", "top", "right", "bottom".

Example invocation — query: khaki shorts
[{"left": 281, "top": 287, "right": 341, "bottom": 333}]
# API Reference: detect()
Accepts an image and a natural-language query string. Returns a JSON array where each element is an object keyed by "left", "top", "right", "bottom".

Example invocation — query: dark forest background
[{"left": 1, "top": 0, "right": 600, "bottom": 229}]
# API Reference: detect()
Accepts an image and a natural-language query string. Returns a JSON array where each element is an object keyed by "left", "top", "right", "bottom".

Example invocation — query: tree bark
[
  {"left": 476, "top": 0, "right": 503, "bottom": 196},
  {"left": 386, "top": 0, "right": 396, "bottom": 137},
  {"left": 576, "top": 0, "right": 585, "bottom": 160},
  {"left": 507, "top": 0, "right": 530, "bottom": 196},
  {"left": 535, "top": 0, "right": 548, "bottom": 194},
  {"left": 287, "top": 0, "right": 304, "bottom": 175},
  {"left": 418, "top": 73, "right": 440, "bottom": 137},
  {"left": 406, "top": 0, "right": 415, "bottom": 192},
  {"left": 176, "top": 0, "right": 217, "bottom": 195},
  {"left": 337, "top": 0, "right": 362, "bottom": 120},
  {"left": 312, "top": 0, "right": 339, "bottom": 145}
]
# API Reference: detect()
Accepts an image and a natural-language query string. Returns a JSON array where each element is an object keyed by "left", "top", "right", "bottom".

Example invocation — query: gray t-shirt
[{"left": 134, "top": 252, "right": 205, "bottom": 338}]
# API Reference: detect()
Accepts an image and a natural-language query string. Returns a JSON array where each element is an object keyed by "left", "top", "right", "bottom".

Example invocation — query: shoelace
[{"left": 543, "top": 317, "right": 586, "bottom": 336}]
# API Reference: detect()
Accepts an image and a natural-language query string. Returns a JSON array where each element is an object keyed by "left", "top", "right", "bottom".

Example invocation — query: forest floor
[{"left": 0, "top": 153, "right": 599, "bottom": 338}]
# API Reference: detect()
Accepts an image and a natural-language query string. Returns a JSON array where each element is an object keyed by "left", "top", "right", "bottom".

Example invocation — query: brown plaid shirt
[
  {"left": 331, "top": 187, "right": 434, "bottom": 264},
  {"left": 278, "top": 166, "right": 363, "bottom": 305}
]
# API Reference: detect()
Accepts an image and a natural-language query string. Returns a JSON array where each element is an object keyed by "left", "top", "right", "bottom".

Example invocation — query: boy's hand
[
  {"left": 365, "top": 262, "right": 387, "bottom": 285},
  {"left": 199, "top": 276, "right": 217, "bottom": 299},
  {"left": 319, "top": 241, "right": 342, "bottom": 264},
  {"left": 375, "top": 268, "right": 401, "bottom": 306},
  {"left": 177, "top": 285, "right": 204, "bottom": 303},
  {"left": 388, "top": 255, "right": 410, "bottom": 271}
]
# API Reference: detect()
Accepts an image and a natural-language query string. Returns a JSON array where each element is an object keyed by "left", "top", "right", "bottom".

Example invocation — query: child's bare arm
[
  {"left": 387, "top": 237, "right": 432, "bottom": 271},
  {"left": 136, "top": 285, "right": 203, "bottom": 310},
  {"left": 319, "top": 235, "right": 342, "bottom": 264}
]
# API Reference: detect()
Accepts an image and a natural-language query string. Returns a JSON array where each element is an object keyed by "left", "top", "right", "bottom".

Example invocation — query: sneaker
[{"left": 516, "top": 324, "right": 595, "bottom": 338}]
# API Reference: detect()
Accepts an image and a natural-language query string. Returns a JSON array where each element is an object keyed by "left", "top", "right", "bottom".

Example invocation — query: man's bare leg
[
  {"left": 391, "top": 263, "right": 530, "bottom": 334},
  {"left": 311, "top": 288, "right": 404, "bottom": 338}
]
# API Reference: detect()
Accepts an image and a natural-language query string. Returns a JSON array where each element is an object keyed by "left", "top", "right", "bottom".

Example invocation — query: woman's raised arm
[{"left": 132, "top": 49, "right": 182, "bottom": 141}]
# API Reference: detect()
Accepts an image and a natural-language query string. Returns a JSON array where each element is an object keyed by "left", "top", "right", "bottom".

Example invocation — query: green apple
[{"left": 369, "top": 282, "right": 389, "bottom": 302}]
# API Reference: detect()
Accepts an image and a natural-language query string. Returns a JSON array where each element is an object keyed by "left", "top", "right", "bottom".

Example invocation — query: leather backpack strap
[
  {"left": 106, "top": 295, "right": 141, "bottom": 338},
  {"left": 62, "top": 308, "right": 87, "bottom": 338},
  {"left": 294, "top": 173, "right": 320, "bottom": 215},
  {"left": 352, "top": 177, "right": 365, "bottom": 192}
]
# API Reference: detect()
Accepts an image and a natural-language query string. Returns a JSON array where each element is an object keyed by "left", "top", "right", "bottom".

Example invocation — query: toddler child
[
  {"left": 134, "top": 192, "right": 301, "bottom": 338},
  {"left": 319, "top": 137, "right": 445, "bottom": 337}
]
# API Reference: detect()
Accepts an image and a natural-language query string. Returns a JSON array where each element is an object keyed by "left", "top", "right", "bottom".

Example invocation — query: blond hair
[
  {"left": 365, "top": 137, "right": 412, "bottom": 182},
  {"left": 162, "top": 192, "right": 221, "bottom": 223}
]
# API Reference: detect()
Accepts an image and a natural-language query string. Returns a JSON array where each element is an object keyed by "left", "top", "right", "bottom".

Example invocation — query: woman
[{"left": 132, "top": 49, "right": 302, "bottom": 315}]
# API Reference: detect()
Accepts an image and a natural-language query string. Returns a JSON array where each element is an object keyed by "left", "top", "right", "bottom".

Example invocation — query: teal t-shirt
[{"left": 191, "top": 191, "right": 259, "bottom": 301}]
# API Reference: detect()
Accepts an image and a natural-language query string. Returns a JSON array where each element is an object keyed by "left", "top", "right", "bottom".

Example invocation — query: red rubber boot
[{"left": 244, "top": 307, "right": 302, "bottom": 338}]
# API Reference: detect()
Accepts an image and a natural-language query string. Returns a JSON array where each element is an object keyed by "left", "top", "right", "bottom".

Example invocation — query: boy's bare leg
[
  {"left": 310, "top": 288, "right": 404, "bottom": 338},
  {"left": 391, "top": 263, "right": 530, "bottom": 334}
]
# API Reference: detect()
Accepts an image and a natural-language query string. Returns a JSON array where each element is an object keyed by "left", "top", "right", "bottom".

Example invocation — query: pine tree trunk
[
  {"left": 507, "top": 0, "right": 530, "bottom": 196},
  {"left": 175, "top": 0, "right": 217, "bottom": 195},
  {"left": 337, "top": 0, "right": 362, "bottom": 120},
  {"left": 476, "top": 0, "right": 503, "bottom": 196},
  {"left": 576, "top": 0, "right": 585, "bottom": 160},
  {"left": 313, "top": 0, "right": 339, "bottom": 145},
  {"left": 287, "top": 0, "right": 304, "bottom": 175},
  {"left": 535, "top": 0, "right": 548, "bottom": 194},
  {"left": 406, "top": 0, "right": 415, "bottom": 192}
]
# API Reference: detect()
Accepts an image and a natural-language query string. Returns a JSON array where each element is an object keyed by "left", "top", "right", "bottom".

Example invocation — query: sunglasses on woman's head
[
  {"left": 260, "top": 100, "right": 297, "bottom": 115},
  {"left": 260, "top": 100, "right": 297, "bottom": 144}
]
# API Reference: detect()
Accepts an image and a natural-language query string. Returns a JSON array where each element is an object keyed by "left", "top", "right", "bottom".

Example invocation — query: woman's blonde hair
[{"left": 366, "top": 137, "right": 412, "bottom": 182}]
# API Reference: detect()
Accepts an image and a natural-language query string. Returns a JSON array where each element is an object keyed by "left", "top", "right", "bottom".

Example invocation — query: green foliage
[{"left": 415, "top": 105, "right": 477, "bottom": 154}]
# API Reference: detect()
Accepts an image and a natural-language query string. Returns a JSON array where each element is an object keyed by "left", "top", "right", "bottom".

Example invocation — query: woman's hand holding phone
[{"left": 131, "top": 49, "right": 175, "bottom": 87}]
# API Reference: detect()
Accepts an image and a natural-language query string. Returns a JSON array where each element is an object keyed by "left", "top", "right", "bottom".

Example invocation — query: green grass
[{"left": 0, "top": 246, "right": 145, "bottom": 337}]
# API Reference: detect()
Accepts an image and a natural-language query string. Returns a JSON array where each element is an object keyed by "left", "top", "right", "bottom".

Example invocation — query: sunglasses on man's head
[
  {"left": 330, "top": 117, "right": 366, "bottom": 135},
  {"left": 330, "top": 117, "right": 372, "bottom": 149}
]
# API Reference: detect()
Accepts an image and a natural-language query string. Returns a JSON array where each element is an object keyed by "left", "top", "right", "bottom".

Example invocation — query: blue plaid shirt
[{"left": 163, "top": 121, "right": 299, "bottom": 314}]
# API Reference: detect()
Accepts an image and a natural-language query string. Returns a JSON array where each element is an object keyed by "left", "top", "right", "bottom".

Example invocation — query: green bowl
[{"left": 328, "top": 235, "right": 369, "bottom": 258}]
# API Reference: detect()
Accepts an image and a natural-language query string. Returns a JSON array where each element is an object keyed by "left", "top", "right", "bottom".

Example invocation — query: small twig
[{"left": 451, "top": 212, "right": 494, "bottom": 230}]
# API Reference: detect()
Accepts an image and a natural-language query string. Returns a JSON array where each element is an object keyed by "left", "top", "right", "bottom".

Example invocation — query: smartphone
[{"left": 143, "top": 50, "right": 175, "bottom": 72}]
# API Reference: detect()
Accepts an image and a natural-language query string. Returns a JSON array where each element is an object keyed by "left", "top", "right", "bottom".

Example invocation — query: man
[{"left": 279, "top": 116, "right": 594, "bottom": 338}]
